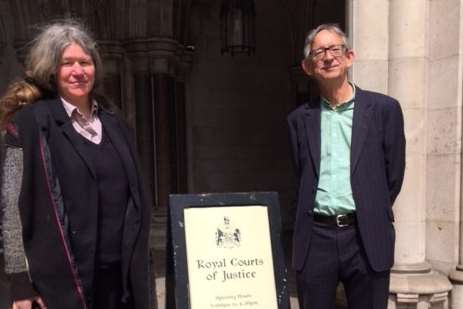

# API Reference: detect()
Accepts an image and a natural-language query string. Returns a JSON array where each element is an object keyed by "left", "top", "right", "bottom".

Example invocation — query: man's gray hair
[
  {"left": 25, "top": 20, "right": 103, "bottom": 92},
  {"left": 303, "top": 23, "right": 349, "bottom": 59}
]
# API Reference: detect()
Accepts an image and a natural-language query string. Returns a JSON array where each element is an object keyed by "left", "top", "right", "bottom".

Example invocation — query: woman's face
[{"left": 56, "top": 42, "right": 95, "bottom": 106}]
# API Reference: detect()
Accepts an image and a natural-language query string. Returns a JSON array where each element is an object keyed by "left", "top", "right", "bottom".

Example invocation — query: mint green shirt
[{"left": 314, "top": 88, "right": 356, "bottom": 215}]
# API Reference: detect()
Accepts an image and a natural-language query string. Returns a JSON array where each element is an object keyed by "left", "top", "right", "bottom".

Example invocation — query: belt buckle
[{"left": 336, "top": 214, "right": 348, "bottom": 227}]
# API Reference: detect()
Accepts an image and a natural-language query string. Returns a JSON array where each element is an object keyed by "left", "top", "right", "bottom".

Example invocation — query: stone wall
[
  {"left": 186, "top": 0, "right": 295, "bottom": 226},
  {"left": 0, "top": 0, "right": 21, "bottom": 95}
]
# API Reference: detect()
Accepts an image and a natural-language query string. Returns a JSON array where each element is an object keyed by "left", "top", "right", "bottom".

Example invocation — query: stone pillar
[
  {"left": 348, "top": 0, "right": 389, "bottom": 93},
  {"left": 125, "top": 45, "right": 156, "bottom": 203},
  {"left": 124, "top": 47, "right": 158, "bottom": 309},
  {"left": 151, "top": 56, "right": 176, "bottom": 309},
  {"left": 150, "top": 42, "right": 194, "bottom": 309},
  {"left": 388, "top": 0, "right": 427, "bottom": 271},
  {"left": 151, "top": 58, "right": 175, "bottom": 211},
  {"left": 387, "top": 0, "right": 452, "bottom": 307},
  {"left": 174, "top": 47, "right": 193, "bottom": 194},
  {"left": 450, "top": 265, "right": 463, "bottom": 308},
  {"left": 0, "top": 17, "right": 5, "bottom": 62},
  {"left": 98, "top": 41, "right": 125, "bottom": 110},
  {"left": 442, "top": 0, "right": 463, "bottom": 307},
  {"left": 126, "top": 38, "right": 180, "bottom": 309},
  {"left": 125, "top": 37, "right": 192, "bottom": 309},
  {"left": 124, "top": 38, "right": 179, "bottom": 210}
]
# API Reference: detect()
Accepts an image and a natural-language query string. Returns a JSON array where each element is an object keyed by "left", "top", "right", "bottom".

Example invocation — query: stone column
[
  {"left": 174, "top": 47, "right": 193, "bottom": 194},
  {"left": 151, "top": 56, "right": 176, "bottom": 309},
  {"left": 125, "top": 37, "right": 191, "bottom": 309},
  {"left": 348, "top": 0, "right": 389, "bottom": 93},
  {"left": 443, "top": 0, "right": 463, "bottom": 307},
  {"left": 124, "top": 46, "right": 159, "bottom": 309},
  {"left": 0, "top": 18, "right": 5, "bottom": 62},
  {"left": 387, "top": 0, "right": 452, "bottom": 307},
  {"left": 124, "top": 43, "right": 156, "bottom": 202},
  {"left": 124, "top": 38, "right": 179, "bottom": 208},
  {"left": 424, "top": 0, "right": 462, "bottom": 284},
  {"left": 151, "top": 58, "right": 175, "bottom": 210},
  {"left": 98, "top": 41, "right": 125, "bottom": 110},
  {"left": 451, "top": 265, "right": 463, "bottom": 308}
]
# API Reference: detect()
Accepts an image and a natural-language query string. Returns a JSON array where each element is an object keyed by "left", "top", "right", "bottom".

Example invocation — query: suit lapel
[
  {"left": 303, "top": 99, "right": 321, "bottom": 177},
  {"left": 47, "top": 99, "right": 97, "bottom": 178},
  {"left": 351, "top": 87, "right": 372, "bottom": 175},
  {"left": 99, "top": 110, "right": 141, "bottom": 209}
]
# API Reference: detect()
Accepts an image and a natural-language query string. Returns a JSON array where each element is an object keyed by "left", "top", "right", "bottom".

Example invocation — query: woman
[{"left": 0, "top": 20, "right": 152, "bottom": 309}]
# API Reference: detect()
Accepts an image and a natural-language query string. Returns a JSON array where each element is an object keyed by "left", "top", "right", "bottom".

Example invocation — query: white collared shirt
[{"left": 60, "top": 97, "right": 103, "bottom": 144}]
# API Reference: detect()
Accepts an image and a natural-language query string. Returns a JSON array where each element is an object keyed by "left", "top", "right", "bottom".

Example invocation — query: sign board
[{"left": 169, "top": 192, "right": 289, "bottom": 309}]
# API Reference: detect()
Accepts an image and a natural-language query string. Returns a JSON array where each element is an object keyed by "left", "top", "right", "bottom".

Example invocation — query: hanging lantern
[{"left": 220, "top": 0, "right": 256, "bottom": 56}]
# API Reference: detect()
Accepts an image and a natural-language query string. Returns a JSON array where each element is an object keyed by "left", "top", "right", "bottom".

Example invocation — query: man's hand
[{"left": 12, "top": 297, "right": 46, "bottom": 309}]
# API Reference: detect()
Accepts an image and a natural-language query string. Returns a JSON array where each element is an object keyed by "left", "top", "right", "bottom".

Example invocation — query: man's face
[{"left": 302, "top": 30, "right": 354, "bottom": 83}]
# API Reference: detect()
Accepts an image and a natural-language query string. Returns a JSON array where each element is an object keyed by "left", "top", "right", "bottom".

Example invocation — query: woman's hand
[{"left": 12, "top": 297, "right": 46, "bottom": 309}]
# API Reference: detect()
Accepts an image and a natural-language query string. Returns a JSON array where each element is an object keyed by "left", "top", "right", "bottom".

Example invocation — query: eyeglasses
[{"left": 309, "top": 44, "right": 346, "bottom": 60}]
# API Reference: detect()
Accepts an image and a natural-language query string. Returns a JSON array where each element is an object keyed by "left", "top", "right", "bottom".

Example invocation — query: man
[{"left": 288, "top": 24, "right": 405, "bottom": 309}]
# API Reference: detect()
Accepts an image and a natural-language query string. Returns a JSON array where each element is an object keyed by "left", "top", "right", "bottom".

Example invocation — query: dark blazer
[
  {"left": 5, "top": 97, "right": 151, "bottom": 308},
  {"left": 288, "top": 86, "right": 405, "bottom": 273}
]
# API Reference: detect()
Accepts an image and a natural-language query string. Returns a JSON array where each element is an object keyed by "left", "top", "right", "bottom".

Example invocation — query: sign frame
[{"left": 169, "top": 191, "right": 289, "bottom": 309}]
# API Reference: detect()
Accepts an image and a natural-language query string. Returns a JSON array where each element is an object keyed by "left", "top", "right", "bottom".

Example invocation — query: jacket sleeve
[
  {"left": 383, "top": 100, "right": 406, "bottom": 205},
  {"left": 1, "top": 125, "right": 39, "bottom": 301}
]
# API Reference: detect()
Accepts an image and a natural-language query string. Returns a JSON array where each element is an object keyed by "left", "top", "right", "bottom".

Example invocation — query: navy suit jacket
[{"left": 288, "top": 86, "right": 405, "bottom": 272}]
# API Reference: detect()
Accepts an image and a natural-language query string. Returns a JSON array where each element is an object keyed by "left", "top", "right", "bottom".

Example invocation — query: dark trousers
[
  {"left": 296, "top": 222, "right": 390, "bottom": 309},
  {"left": 92, "top": 264, "right": 132, "bottom": 309}
]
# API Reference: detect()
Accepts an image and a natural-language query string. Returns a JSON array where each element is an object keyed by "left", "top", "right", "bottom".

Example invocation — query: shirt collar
[
  {"left": 60, "top": 97, "right": 99, "bottom": 119},
  {"left": 321, "top": 82, "right": 356, "bottom": 111}
]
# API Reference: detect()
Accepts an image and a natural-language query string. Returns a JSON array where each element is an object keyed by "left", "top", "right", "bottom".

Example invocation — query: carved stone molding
[
  {"left": 124, "top": 37, "right": 187, "bottom": 75},
  {"left": 98, "top": 40, "right": 125, "bottom": 60},
  {"left": 449, "top": 265, "right": 463, "bottom": 308},
  {"left": 389, "top": 264, "right": 452, "bottom": 309},
  {"left": 176, "top": 46, "right": 194, "bottom": 82}
]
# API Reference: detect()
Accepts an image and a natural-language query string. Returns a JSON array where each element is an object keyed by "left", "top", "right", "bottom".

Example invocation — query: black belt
[{"left": 313, "top": 212, "right": 356, "bottom": 227}]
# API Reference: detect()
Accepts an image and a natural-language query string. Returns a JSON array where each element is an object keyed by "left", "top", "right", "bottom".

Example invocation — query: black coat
[
  {"left": 288, "top": 87, "right": 406, "bottom": 272},
  {"left": 5, "top": 98, "right": 152, "bottom": 308}
]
